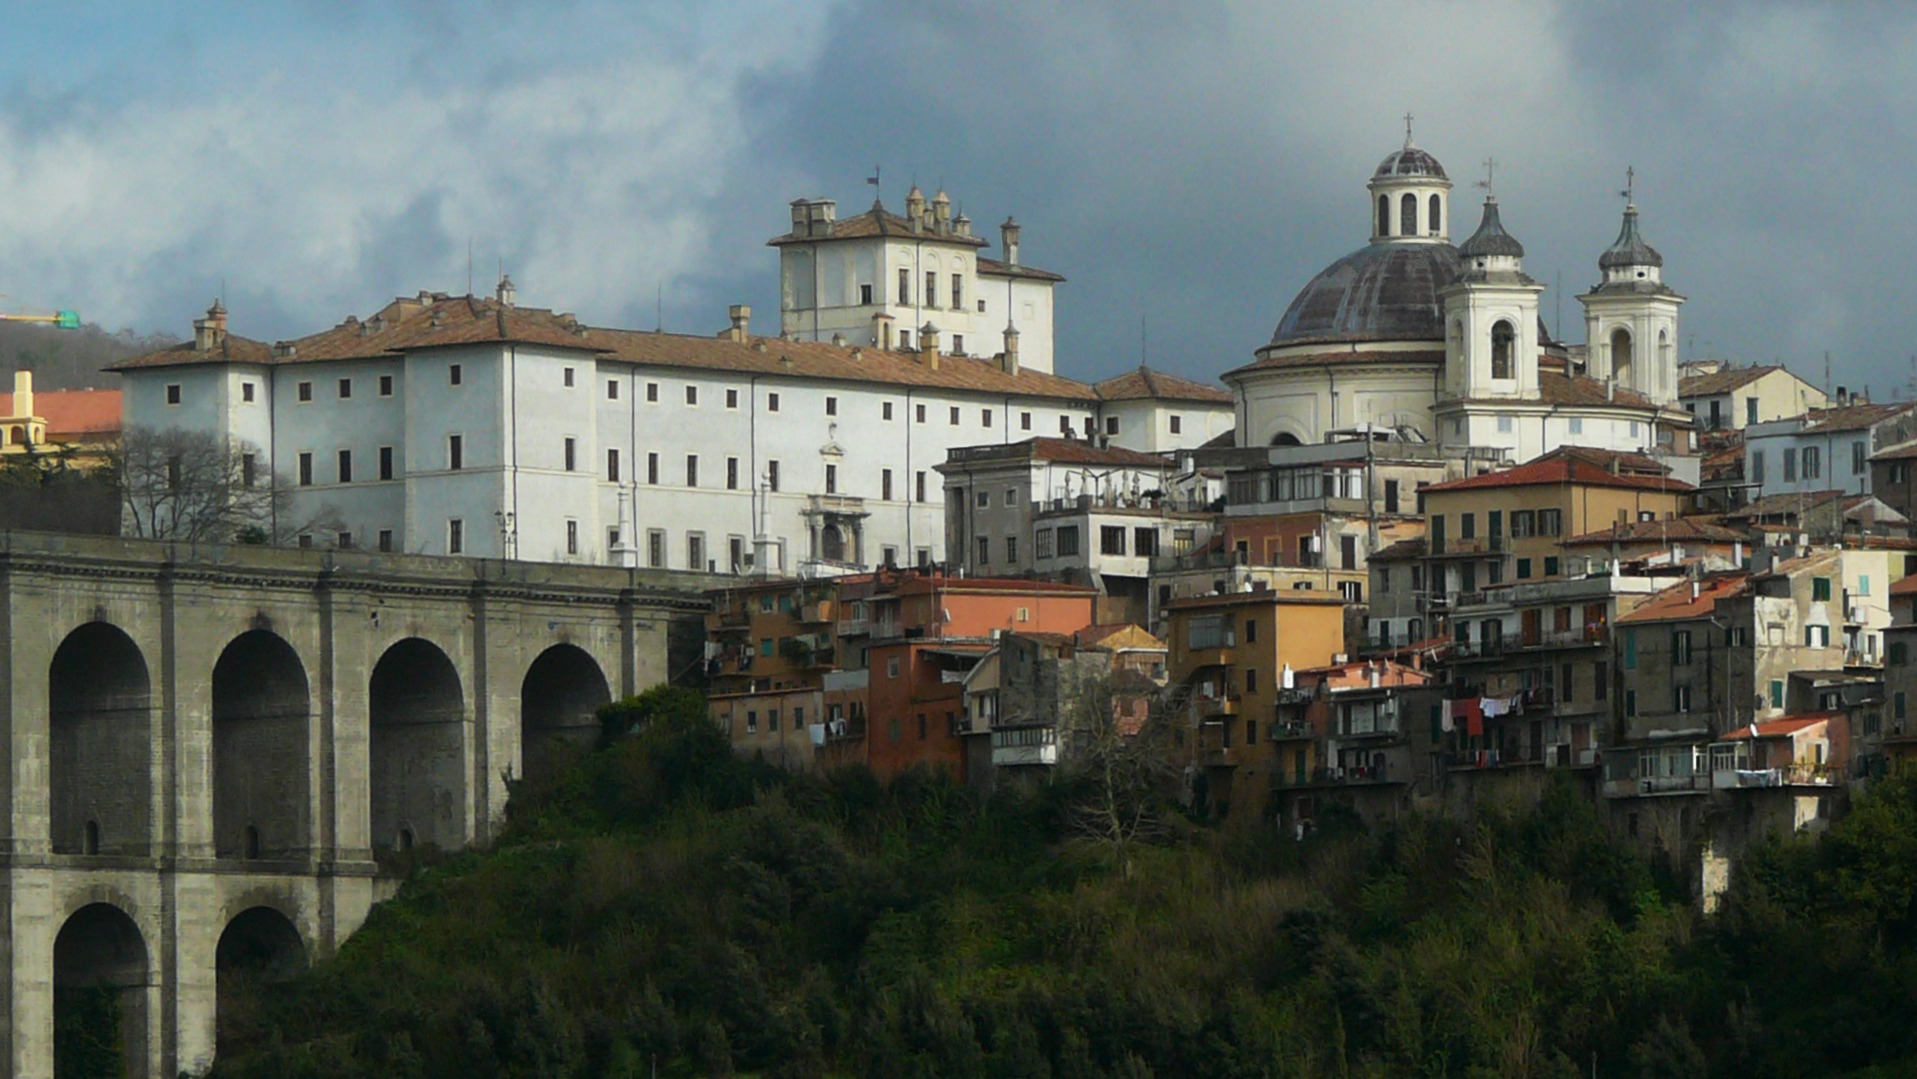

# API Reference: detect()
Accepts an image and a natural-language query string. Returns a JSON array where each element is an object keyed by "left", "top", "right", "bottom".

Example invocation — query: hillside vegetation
[{"left": 209, "top": 688, "right": 1917, "bottom": 1078}]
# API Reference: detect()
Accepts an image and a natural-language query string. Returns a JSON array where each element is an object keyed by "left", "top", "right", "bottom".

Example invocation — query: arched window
[
  {"left": 1272, "top": 432, "right": 1304, "bottom": 447},
  {"left": 1428, "top": 194, "right": 1441, "bottom": 235},
  {"left": 1377, "top": 195, "right": 1389, "bottom": 238},
  {"left": 1491, "top": 321, "right": 1515, "bottom": 380},
  {"left": 1400, "top": 193, "right": 1418, "bottom": 237},
  {"left": 821, "top": 524, "right": 846, "bottom": 563},
  {"left": 83, "top": 820, "right": 99, "bottom": 855},
  {"left": 1611, "top": 327, "right": 1634, "bottom": 384}
]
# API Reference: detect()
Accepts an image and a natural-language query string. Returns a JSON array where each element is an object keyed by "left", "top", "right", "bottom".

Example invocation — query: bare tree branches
[
  {"left": 1057, "top": 671, "right": 1178, "bottom": 877},
  {"left": 115, "top": 426, "right": 342, "bottom": 544}
]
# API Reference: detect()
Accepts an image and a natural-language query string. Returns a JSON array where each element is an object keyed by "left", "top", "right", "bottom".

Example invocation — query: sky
[{"left": 1, "top": 1, "right": 1915, "bottom": 395}]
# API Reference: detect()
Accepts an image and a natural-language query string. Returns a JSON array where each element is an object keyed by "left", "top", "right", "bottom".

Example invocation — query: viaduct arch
[{"left": 0, "top": 532, "right": 708, "bottom": 1077}]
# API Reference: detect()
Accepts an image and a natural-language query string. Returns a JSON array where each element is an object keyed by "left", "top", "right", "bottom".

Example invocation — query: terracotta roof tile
[
  {"left": 1094, "top": 366, "right": 1232, "bottom": 403},
  {"left": 977, "top": 255, "right": 1066, "bottom": 283},
  {"left": 1616, "top": 573, "right": 1750, "bottom": 624},
  {"left": 1722, "top": 715, "right": 1836, "bottom": 740},
  {"left": 1680, "top": 365, "right": 1787, "bottom": 397},
  {"left": 1798, "top": 401, "right": 1915, "bottom": 435},
  {"left": 1562, "top": 517, "right": 1750, "bottom": 546},
  {"left": 1, "top": 389, "right": 122, "bottom": 438},
  {"left": 1424, "top": 451, "right": 1693, "bottom": 494},
  {"left": 767, "top": 202, "right": 987, "bottom": 248},
  {"left": 1228, "top": 348, "right": 1445, "bottom": 376},
  {"left": 955, "top": 436, "right": 1168, "bottom": 468}
]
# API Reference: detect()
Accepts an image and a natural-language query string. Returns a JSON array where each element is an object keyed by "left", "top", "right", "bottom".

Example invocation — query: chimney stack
[
  {"left": 1002, "top": 323, "right": 1021, "bottom": 376},
  {"left": 726, "top": 304, "right": 751, "bottom": 342},
  {"left": 12, "top": 371, "right": 31, "bottom": 422},
  {"left": 192, "top": 300, "right": 227, "bottom": 352},
  {"left": 1001, "top": 217, "right": 1021, "bottom": 266},
  {"left": 496, "top": 274, "right": 516, "bottom": 308},
  {"left": 919, "top": 321, "right": 940, "bottom": 370}
]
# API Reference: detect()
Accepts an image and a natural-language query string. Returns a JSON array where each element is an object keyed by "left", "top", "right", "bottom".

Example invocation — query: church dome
[
  {"left": 1373, "top": 145, "right": 1448, "bottom": 181},
  {"left": 1269, "top": 242, "right": 1462, "bottom": 347}
]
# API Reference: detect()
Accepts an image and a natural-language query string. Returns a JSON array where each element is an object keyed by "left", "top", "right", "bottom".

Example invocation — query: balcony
[
  {"left": 1720, "top": 763, "right": 1842, "bottom": 788},
  {"left": 804, "top": 493, "right": 869, "bottom": 518},
  {"left": 1198, "top": 694, "right": 1242, "bottom": 719},
  {"left": 1275, "top": 687, "right": 1315, "bottom": 706},
  {"left": 1603, "top": 773, "right": 1711, "bottom": 797},
  {"left": 1845, "top": 648, "right": 1883, "bottom": 668},
  {"left": 799, "top": 601, "right": 834, "bottom": 624},
  {"left": 711, "top": 608, "right": 751, "bottom": 630},
  {"left": 1268, "top": 719, "right": 1314, "bottom": 740},
  {"left": 1417, "top": 594, "right": 1452, "bottom": 615},
  {"left": 1183, "top": 647, "right": 1236, "bottom": 669},
  {"left": 1448, "top": 535, "right": 1506, "bottom": 556},
  {"left": 811, "top": 716, "right": 866, "bottom": 746},
  {"left": 1517, "top": 626, "right": 1610, "bottom": 650}
]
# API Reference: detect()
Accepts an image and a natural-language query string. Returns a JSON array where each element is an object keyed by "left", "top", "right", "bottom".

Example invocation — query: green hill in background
[
  {"left": 206, "top": 688, "right": 1917, "bottom": 1079},
  {"left": 0, "top": 320, "right": 173, "bottom": 391}
]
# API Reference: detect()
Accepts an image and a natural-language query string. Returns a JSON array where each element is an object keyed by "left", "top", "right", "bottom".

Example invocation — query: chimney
[
  {"left": 12, "top": 371, "right": 31, "bottom": 421},
  {"left": 1838, "top": 386, "right": 1849, "bottom": 406},
  {"left": 1001, "top": 217, "right": 1021, "bottom": 266},
  {"left": 1002, "top": 323, "right": 1021, "bottom": 376},
  {"left": 919, "top": 321, "right": 940, "bottom": 370},
  {"left": 726, "top": 304, "right": 751, "bottom": 342},
  {"left": 906, "top": 186, "right": 925, "bottom": 232},
  {"left": 496, "top": 274, "right": 516, "bottom": 307},
  {"left": 192, "top": 300, "right": 227, "bottom": 352}
]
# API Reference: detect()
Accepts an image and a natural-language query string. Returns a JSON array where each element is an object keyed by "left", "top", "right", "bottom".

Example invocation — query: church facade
[{"left": 1224, "top": 136, "right": 1695, "bottom": 468}]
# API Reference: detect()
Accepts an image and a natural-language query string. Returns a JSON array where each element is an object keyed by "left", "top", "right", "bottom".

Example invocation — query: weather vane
[
  {"left": 1476, "top": 157, "right": 1497, "bottom": 196},
  {"left": 1619, "top": 165, "right": 1635, "bottom": 205}
]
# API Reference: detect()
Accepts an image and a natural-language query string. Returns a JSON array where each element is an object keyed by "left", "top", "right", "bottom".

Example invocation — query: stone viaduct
[{"left": 0, "top": 532, "right": 709, "bottom": 1078}]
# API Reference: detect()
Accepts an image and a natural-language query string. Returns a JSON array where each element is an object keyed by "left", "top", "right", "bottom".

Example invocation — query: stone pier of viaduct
[{"left": 0, "top": 532, "right": 709, "bottom": 1078}]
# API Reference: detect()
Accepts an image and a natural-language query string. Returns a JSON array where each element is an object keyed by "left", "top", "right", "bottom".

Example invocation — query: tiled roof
[
  {"left": 1722, "top": 715, "right": 1836, "bottom": 740},
  {"left": 1093, "top": 366, "right": 1232, "bottom": 404},
  {"left": 1680, "top": 365, "right": 1784, "bottom": 397},
  {"left": 0, "top": 389, "right": 122, "bottom": 438},
  {"left": 1369, "top": 536, "right": 1427, "bottom": 561},
  {"left": 1890, "top": 573, "right": 1917, "bottom": 597},
  {"left": 111, "top": 293, "right": 1104, "bottom": 402},
  {"left": 1000, "top": 437, "right": 1169, "bottom": 467},
  {"left": 977, "top": 255, "right": 1066, "bottom": 283},
  {"left": 1731, "top": 490, "right": 1846, "bottom": 518},
  {"left": 1562, "top": 517, "right": 1750, "bottom": 546},
  {"left": 766, "top": 202, "right": 988, "bottom": 248},
  {"left": 1075, "top": 623, "right": 1166, "bottom": 650},
  {"left": 1798, "top": 401, "right": 1915, "bottom": 435},
  {"left": 1871, "top": 437, "right": 1917, "bottom": 462},
  {"left": 1616, "top": 573, "right": 1750, "bottom": 624},
  {"left": 1423, "top": 452, "right": 1693, "bottom": 494}
]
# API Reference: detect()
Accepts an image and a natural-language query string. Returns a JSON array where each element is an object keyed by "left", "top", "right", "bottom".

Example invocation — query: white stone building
[{"left": 1744, "top": 401, "right": 1917, "bottom": 502}]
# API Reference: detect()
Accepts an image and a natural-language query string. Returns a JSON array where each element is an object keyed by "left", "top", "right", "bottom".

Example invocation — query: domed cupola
[
  {"left": 1595, "top": 202, "right": 1667, "bottom": 287},
  {"left": 1367, "top": 120, "right": 1452, "bottom": 243},
  {"left": 1456, "top": 196, "right": 1525, "bottom": 263}
]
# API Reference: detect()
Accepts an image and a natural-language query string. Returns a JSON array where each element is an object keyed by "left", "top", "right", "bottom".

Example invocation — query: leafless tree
[
  {"left": 1057, "top": 671, "right": 1179, "bottom": 878},
  {"left": 114, "top": 426, "right": 342, "bottom": 544}
]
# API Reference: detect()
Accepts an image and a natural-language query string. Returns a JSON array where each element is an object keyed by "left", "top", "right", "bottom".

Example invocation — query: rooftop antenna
[
  {"left": 1141, "top": 312, "right": 1147, "bottom": 368},
  {"left": 655, "top": 282, "right": 663, "bottom": 333},
  {"left": 467, "top": 240, "right": 474, "bottom": 296}
]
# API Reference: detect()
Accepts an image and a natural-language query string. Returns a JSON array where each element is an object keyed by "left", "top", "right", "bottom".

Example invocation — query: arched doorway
[
  {"left": 215, "top": 906, "right": 307, "bottom": 1056},
  {"left": 369, "top": 638, "right": 466, "bottom": 852},
  {"left": 49, "top": 623, "right": 152, "bottom": 855},
  {"left": 212, "top": 630, "right": 311, "bottom": 859},
  {"left": 1610, "top": 327, "right": 1634, "bottom": 385},
  {"left": 54, "top": 903, "right": 149, "bottom": 1078},
  {"left": 520, "top": 644, "right": 612, "bottom": 780}
]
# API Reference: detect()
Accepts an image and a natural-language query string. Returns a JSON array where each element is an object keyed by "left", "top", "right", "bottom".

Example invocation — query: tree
[
  {"left": 114, "top": 426, "right": 341, "bottom": 544},
  {"left": 1056, "top": 670, "right": 1179, "bottom": 877}
]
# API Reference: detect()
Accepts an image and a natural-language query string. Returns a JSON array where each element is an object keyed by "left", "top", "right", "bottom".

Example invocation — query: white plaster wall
[{"left": 1230, "top": 362, "right": 1442, "bottom": 446}]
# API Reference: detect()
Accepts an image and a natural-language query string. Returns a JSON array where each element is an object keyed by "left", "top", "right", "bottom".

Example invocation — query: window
[
  {"left": 1377, "top": 194, "right": 1390, "bottom": 236},
  {"left": 378, "top": 529, "right": 393, "bottom": 552},
  {"left": 1244, "top": 618, "right": 1258, "bottom": 644},
  {"left": 982, "top": 408, "right": 993, "bottom": 427},
  {"left": 564, "top": 438, "right": 577, "bottom": 473},
  {"left": 915, "top": 403, "right": 926, "bottom": 423},
  {"left": 1569, "top": 417, "right": 1583, "bottom": 435},
  {"left": 882, "top": 469, "right": 894, "bottom": 500},
  {"left": 1460, "top": 512, "right": 1476, "bottom": 539},
  {"left": 684, "top": 385, "right": 698, "bottom": 406},
  {"left": 297, "top": 381, "right": 313, "bottom": 402},
  {"left": 1245, "top": 668, "right": 1258, "bottom": 694},
  {"left": 976, "top": 490, "right": 990, "bottom": 508},
  {"left": 338, "top": 377, "right": 353, "bottom": 399},
  {"left": 1056, "top": 525, "right": 1081, "bottom": 557},
  {"left": 1537, "top": 509, "right": 1562, "bottom": 536},
  {"left": 951, "top": 273, "right": 963, "bottom": 310},
  {"left": 647, "top": 530, "right": 665, "bottom": 568},
  {"left": 1595, "top": 662, "right": 1608, "bottom": 700},
  {"left": 1491, "top": 320, "right": 1514, "bottom": 379},
  {"left": 1101, "top": 526, "right": 1126, "bottom": 555},
  {"left": 860, "top": 283, "right": 874, "bottom": 305},
  {"left": 1544, "top": 556, "right": 1560, "bottom": 577},
  {"left": 882, "top": 401, "right": 894, "bottom": 421},
  {"left": 1511, "top": 510, "right": 1535, "bottom": 537},
  {"left": 767, "top": 460, "right": 780, "bottom": 492},
  {"left": 1134, "top": 528, "right": 1157, "bottom": 557},
  {"left": 898, "top": 268, "right": 910, "bottom": 304},
  {"left": 1625, "top": 689, "right": 1638, "bottom": 718},
  {"left": 1803, "top": 445, "right": 1821, "bottom": 479},
  {"left": 647, "top": 453, "right": 659, "bottom": 484},
  {"left": 949, "top": 406, "right": 960, "bottom": 425},
  {"left": 825, "top": 463, "right": 838, "bottom": 494},
  {"left": 567, "top": 520, "right": 580, "bottom": 556},
  {"left": 685, "top": 454, "right": 698, "bottom": 486},
  {"left": 1900, "top": 692, "right": 1910, "bottom": 722},
  {"left": 925, "top": 271, "right": 938, "bottom": 308},
  {"left": 337, "top": 450, "right": 353, "bottom": 484},
  {"left": 298, "top": 452, "right": 313, "bottom": 487},
  {"left": 1751, "top": 450, "right": 1766, "bottom": 484},
  {"left": 1106, "top": 416, "right": 1120, "bottom": 436},
  {"left": 976, "top": 536, "right": 990, "bottom": 564},
  {"left": 1517, "top": 558, "right": 1532, "bottom": 579},
  {"left": 1170, "top": 415, "right": 1183, "bottom": 435},
  {"left": 607, "top": 449, "right": 621, "bottom": 482},
  {"left": 727, "top": 457, "right": 740, "bottom": 490},
  {"left": 1400, "top": 192, "right": 1418, "bottom": 235},
  {"left": 166, "top": 384, "right": 182, "bottom": 405},
  {"left": 607, "top": 379, "right": 619, "bottom": 400},
  {"left": 647, "top": 382, "right": 659, "bottom": 402},
  {"left": 825, "top": 396, "right": 838, "bottom": 416},
  {"left": 1672, "top": 629, "right": 1692, "bottom": 665},
  {"left": 1020, "top": 412, "right": 1032, "bottom": 431},
  {"left": 725, "top": 388, "right": 738, "bottom": 409},
  {"left": 768, "top": 392, "right": 780, "bottom": 412},
  {"left": 1891, "top": 640, "right": 1909, "bottom": 665},
  {"left": 1036, "top": 529, "right": 1054, "bottom": 559},
  {"left": 1813, "top": 577, "right": 1832, "bottom": 601},
  {"left": 1784, "top": 447, "right": 1797, "bottom": 482},
  {"left": 1384, "top": 479, "right": 1399, "bottom": 513},
  {"left": 241, "top": 453, "right": 257, "bottom": 489},
  {"left": 915, "top": 471, "right": 926, "bottom": 502},
  {"left": 1770, "top": 679, "right": 1784, "bottom": 709},
  {"left": 562, "top": 367, "right": 575, "bottom": 388},
  {"left": 1496, "top": 416, "right": 1514, "bottom": 434},
  {"left": 1005, "top": 536, "right": 1018, "bottom": 562},
  {"left": 746, "top": 710, "right": 758, "bottom": 734},
  {"left": 448, "top": 518, "right": 464, "bottom": 554},
  {"left": 1807, "top": 624, "right": 1830, "bottom": 647},
  {"left": 1624, "top": 627, "right": 1637, "bottom": 669},
  {"left": 1673, "top": 685, "right": 1691, "bottom": 711},
  {"left": 298, "top": 534, "right": 312, "bottom": 549},
  {"left": 1747, "top": 397, "right": 1760, "bottom": 425},
  {"left": 241, "top": 382, "right": 255, "bottom": 403},
  {"left": 687, "top": 532, "right": 703, "bottom": 569},
  {"left": 1006, "top": 488, "right": 1018, "bottom": 505},
  {"left": 449, "top": 363, "right": 462, "bottom": 386}
]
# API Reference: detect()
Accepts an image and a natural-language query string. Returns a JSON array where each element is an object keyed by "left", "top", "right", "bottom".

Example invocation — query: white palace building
[{"left": 112, "top": 188, "right": 1232, "bottom": 574}]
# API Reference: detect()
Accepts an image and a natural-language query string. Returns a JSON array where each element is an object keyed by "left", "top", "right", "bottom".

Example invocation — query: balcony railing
[{"left": 1268, "top": 719, "right": 1313, "bottom": 740}]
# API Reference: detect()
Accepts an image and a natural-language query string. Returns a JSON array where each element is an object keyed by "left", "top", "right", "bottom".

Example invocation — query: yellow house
[{"left": 1164, "top": 588, "right": 1345, "bottom": 820}]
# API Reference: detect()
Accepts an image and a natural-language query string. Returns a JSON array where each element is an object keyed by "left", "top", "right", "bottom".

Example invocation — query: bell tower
[
  {"left": 1579, "top": 173, "right": 1684, "bottom": 407},
  {"left": 1440, "top": 189, "right": 1543, "bottom": 401}
]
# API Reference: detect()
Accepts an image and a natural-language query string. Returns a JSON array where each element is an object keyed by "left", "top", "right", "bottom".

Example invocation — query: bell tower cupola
[
  {"left": 1440, "top": 190, "right": 1544, "bottom": 400},
  {"left": 1367, "top": 115, "right": 1452, "bottom": 244},
  {"left": 1578, "top": 171, "right": 1685, "bottom": 408}
]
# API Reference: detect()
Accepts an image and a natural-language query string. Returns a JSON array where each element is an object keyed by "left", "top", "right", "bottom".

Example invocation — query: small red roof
[
  {"left": 1722, "top": 714, "right": 1838, "bottom": 740},
  {"left": 1616, "top": 573, "right": 1751, "bottom": 624},
  {"left": 1424, "top": 454, "right": 1693, "bottom": 494},
  {"left": 0, "top": 389, "right": 121, "bottom": 438}
]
